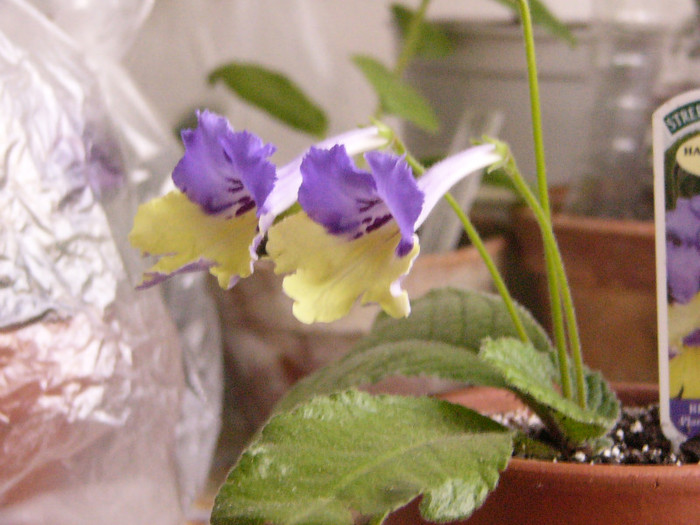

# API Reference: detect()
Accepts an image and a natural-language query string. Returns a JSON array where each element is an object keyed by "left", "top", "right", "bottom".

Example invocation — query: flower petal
[
  {"left": 129, "top": 190, "right": 258, "bottom": 289},
  {"left": 298, "top": 147, "right": 423, "bottom": 257},
  {"left": 298, "top": 145, "right": 379, "bottom": 236},
  {"left": 264, "top": 126, "right": 389, "bottom": 217},
  {"left": 173, "top": 110, "right": 276, "bottom": 216},
  {"left": 415, "top": 143, "right": 501, "bottom": 227},
  {"left": 365, "top": 151, "right": 423, "bottom": 257},
  {"left": 267, "top": 212, "right": 419, "bottom": 323}
]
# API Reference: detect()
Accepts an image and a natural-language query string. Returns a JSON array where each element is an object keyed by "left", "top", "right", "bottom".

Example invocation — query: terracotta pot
[
  {"left": 508, "top": 208, "right": 657, "bottom": 383},
  {"left": 386, "top": 383, "right": 700, "bottom": 525}
]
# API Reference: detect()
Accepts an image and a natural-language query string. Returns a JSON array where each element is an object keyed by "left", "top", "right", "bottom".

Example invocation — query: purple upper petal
[
  {"left": 172, "top": 110, "right": 277, "bottom": 216},
  {"left": 298, "top": 146, "right": 423, "bottom": 256},
  {"left": 298, "top": 146, "right": 377, "bottom": 235},
  {"left": 365, "top": 151, "right": 423, "bottom": 257}
]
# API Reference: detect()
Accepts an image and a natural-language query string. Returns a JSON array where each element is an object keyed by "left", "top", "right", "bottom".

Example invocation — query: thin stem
[
  {"left": 517, "top": 0, "right": 563, "bottom": 349},
  {"left": 554, "top": 247, "right": 586, "bottom": 406},
  {"left": 517, "top": 0, "right": 549, "bottom": 216},
  {"left": 543, "top": 246, "right": 571, "bottom": 398},
  {"left": 394, "top": 0, "right": 432, "bottom": 78},
  {"left": 443, "top": 193, "right": 530, "bottom": 344},
  {"left": 508, "top": 164, "right": 573, "bottom": 401},
  {"left": 387, "top": 128, "right": 424, "bottom": 176},
  {"left": 517, "top": 0, "right": 586, "bottom": 406}
]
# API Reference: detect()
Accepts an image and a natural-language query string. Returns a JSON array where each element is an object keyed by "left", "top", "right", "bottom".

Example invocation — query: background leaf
[
  {"left": 352, "top": 55, "right": 439, "bottom": 133},
  {"left": 493, "top": 0, "right": 576, "bottom": 46},
  {"left": 209, "top": 62, "right": 328, "bottom": 136},
  {"left": 212, "top": 390, "right": 513, "bottom": 525},
  {"left": 391, "top": 4, "right": 454, "bottom": 58}
]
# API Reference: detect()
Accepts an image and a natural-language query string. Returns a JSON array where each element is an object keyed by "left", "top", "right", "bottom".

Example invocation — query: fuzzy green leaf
[
  {"left": 276, "top": 340, "right": 508, "bottom": 413},
  {"left": 352, "top": 55, "right": 439, "bottom": 133},
  {"left": 208, "top": 62, "right": 328, "bottom": 136},
  {"left": 276, "top": 288, "right": 554, "bottom": 412},
  {"left": 359, "top": 288, "right": 555, "bottom": 356},
  {"left": 478, "top": 337, "right": 619, "bottom": 444},
  {"left": 212, "top": 390, "right": 513, "bottom": 525},
  {"left": 391, "top": 4, "right": 454, "bottom": 58}
]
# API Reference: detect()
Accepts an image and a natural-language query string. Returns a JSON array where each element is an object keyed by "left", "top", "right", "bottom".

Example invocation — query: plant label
[{"left": 653, "top": 89, "right": 700, "bottom": 447}]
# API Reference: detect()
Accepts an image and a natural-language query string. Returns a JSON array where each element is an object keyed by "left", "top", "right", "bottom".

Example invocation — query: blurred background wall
[{"left": 123, "top": 0, "right": 594, "bottom": 184}]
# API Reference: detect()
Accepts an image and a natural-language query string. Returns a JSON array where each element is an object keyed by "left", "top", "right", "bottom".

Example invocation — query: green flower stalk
[{"left": 510, "top": 0, "right": 586, "bottom": 406}]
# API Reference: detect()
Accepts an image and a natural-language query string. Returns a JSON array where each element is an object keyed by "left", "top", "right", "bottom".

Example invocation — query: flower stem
[
  {"left": 394, "top": 0, "right": 432, "bottom": 78},
  {"left": 379, "top": 121, "right": 423, "bottom": 174},
  {"left": 517, "top": 0, "right": 549, "bottom": 217},
  {"left": 555, "top": 249, "right": 586, "bottom": 406},
  {"left": 506, "top": 160, "right": 574, "bottom": 401},
  {"left": 443, "top": 193, "right": 530, "bottom": 344},
  {"left": 516, "top": 0, "right": 585, "bottom": 407}
]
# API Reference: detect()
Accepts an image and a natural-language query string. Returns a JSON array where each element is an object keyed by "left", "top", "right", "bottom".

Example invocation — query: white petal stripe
[{"left": 415, "top": 144, "right": 501, "bottom": 228}]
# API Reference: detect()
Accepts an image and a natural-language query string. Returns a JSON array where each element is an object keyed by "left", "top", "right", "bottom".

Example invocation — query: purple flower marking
[
  {"left": 298, "top": 146, "right": 423, "bottom": 257},
  {"left": 172, "top": 110, "right": 277, "bottom": 217},
  {"left": 666, "top": 195, "right": 700, "bottom": 304},
  {"left": 682, "top": 328, "right": 700, "bottom": 347}
]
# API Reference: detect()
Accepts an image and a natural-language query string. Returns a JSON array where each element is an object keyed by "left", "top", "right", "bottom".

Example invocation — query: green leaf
[
  {"left": 359, "top": 287, "right": 555, "bottom": 357},
  {"left": 276, "top": 340, "right": 508, "bottom": 413},
  {"left": 208, "top": 62, "right": 328, "bottom": 136},
  {"left": 352, "top": 55, "right": 439, "bottom": 133},
  {"left": 212, "top": 390, "right": 513, "bottom": 525},
  {"left": 494, "top": 0, "right": 576, "bottom": 46},
  {"left": 391, "top": 4, "right": 454, "bottom": 58},
  {"left": 528, "top": 0, "right": 576, "bottom": 46},
  {"left": 478, "top": 337, "right": 620, "bottom": 445},
  {"left": 276, "top": 288, "right": 554, "bottom": 412}
]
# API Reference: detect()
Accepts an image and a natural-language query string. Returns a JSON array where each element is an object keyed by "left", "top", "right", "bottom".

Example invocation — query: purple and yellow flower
[
  {"left": 129, "top": 110, "right": 387, "bottom": 290},
  {"left": 266, "top": 143, "right": 500, "bottom": 323},
  {"left": 129, "top": 110, "right": 277, "bottom": 289}
]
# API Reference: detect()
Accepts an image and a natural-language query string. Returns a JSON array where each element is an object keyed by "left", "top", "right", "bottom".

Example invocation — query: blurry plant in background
[{"left": 205, "top": 1, "right": 573, "bottom": 139}]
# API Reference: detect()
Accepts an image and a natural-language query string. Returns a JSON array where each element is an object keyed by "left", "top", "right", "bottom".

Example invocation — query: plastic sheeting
[{"left": 0, "top": 1, "right": 221, "bottom": 523}]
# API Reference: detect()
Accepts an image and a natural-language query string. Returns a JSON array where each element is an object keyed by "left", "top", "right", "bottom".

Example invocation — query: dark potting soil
[
  {"left": 571, "top": 404, "right": 700, "bottom": 465},
  {"left": 503, "top": 404, "right": 700, "bottom": 466}
]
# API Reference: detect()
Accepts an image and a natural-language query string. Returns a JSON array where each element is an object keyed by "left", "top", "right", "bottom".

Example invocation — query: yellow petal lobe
[
  {"left": 267, "top": 212, "right": 419, "bottom": 324},
  {"left": 128, "top": 190, "right": 258, "bottom": 288}
]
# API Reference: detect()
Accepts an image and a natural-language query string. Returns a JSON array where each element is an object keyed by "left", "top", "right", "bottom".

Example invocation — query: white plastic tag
[{"left": 653, "top": 90, "right": 700, "bottom": 447}]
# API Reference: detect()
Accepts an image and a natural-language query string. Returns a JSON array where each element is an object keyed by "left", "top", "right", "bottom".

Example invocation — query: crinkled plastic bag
[{"left": 0, "top": 1, "right": 221, "bottom": 523}]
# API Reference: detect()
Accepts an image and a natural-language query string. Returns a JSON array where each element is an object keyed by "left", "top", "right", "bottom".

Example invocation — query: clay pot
[
  {"left": 508, "top": 208, "right": 657, "bottom": 383},
  {"left": 386, "top": 383, "right": 700, "bottom": 525}
]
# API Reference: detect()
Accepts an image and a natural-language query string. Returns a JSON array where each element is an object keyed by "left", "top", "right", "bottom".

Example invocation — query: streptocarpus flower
[
  {"left": 129, "top": 110, "right": 277, "bottom": 289},
  {"left": 129, "top": 110, "right": 388, "bottom": 290},
  {"left": 266, "top": 143, "right": 501, "bottom": 323}
]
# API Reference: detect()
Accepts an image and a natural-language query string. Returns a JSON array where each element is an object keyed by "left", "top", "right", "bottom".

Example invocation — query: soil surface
[
  {"left": 573, "top": 404, "right": 700, "bottom": 465},
  {"left": 504, "top": 404, "right": 700, "bottom": 465}
]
